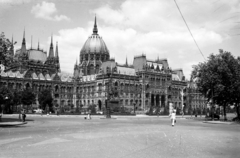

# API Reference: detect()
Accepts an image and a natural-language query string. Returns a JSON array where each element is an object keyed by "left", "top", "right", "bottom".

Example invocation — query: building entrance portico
[{"left": 149, "top": 91, "right": 166, "bottom": 108}]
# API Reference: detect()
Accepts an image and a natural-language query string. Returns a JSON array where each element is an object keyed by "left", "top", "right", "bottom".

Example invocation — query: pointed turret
[
  {"left": 10, "top": 35, "right": 14, "bottom": 56},
  {"left": 74, "top": 59, "right": 78, "bottom": 69},
  {"left": 73, "top": 58, "right": 79, "bottom": 78},
  {"left": 55, "top": 41, "right": 59, "bottom": 58},
  {"left": 54, "top": 41, "right": 60, "bottom": 72},
  {"left": 20, "top": 28, "right": 27, "bottom": 55},
  {"left": 92, "top": 15, "right": 98, "bottom": 35},
  {"left": 48, "top": 35, "right": 54, "bottom": 58},
  {"left": 125, "top": 57, "right": 128, "bottom": 66},
  {"left": 37, "top": 39, "right": 40, "bottom": 50}
]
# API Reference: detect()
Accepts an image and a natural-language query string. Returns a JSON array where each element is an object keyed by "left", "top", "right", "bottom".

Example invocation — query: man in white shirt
[{"left": 169, "top": 109, "right": 176, "bottom": 127}]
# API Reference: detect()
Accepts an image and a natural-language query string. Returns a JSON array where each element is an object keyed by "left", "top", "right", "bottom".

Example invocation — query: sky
[{"left": 1, "top": 0, "right": 240, "bottom": 79}]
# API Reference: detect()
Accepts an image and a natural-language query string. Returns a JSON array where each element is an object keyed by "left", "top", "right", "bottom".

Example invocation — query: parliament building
[{"left": 0, "top": 17, "right": 196, "bottom": 114}]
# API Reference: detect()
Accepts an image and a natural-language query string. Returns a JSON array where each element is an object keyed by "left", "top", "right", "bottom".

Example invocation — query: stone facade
[{"left": 0, "top": 17, "right": 193, "bottom": 114}]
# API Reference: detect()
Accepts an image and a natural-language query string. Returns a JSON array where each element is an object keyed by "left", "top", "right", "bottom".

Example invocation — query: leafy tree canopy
[
  {"left": 191, "top": 50, "right": 240, "bottom": 120},
  {"left": 0, "top": 86, "right": 13, "bottom": 104},
  {"left": 191, "top": 49, "right": 239, "bottom": 105},
  {"left": 38, "top": 89, "right": 53, "bottom": 110},
  {"left": 0, "top": 32, "right": 16, "bottom": 66},
  {"left": 21, "top": 89, "right": 36, "bottom": 106}
]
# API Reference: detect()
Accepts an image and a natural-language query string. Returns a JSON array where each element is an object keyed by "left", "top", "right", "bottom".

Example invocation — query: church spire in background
[
  {"left": 20, "top": 28, "right": 27, "bottom": 55},
  {"left": 125, "top": 56, "right": 128, "bottom": 66},
  {"left": 10, "top": 34, "right": 14, "bottom": 56},
  {"left": 55, "top": 41, "right": 59, "bottom": 58},
  {"left": 92, "top": 14, "right": 98, "bottom": 35},
  {"left": 38, "top": 39, "right": 40, "bottom": 50},
  {"left": 48, "top": 34, "right": 54, "bottom": 58}
]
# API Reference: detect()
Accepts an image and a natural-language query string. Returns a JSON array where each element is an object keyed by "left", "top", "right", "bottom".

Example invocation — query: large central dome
[
  {"left": 80, "top": 35, "right": 109, "bottom": 54},
  {"left": 80, "top": 16, "right": 109, "bottom": 57},
  {"left": 78, "top": 16, "right": 110, "bottom": 76}
]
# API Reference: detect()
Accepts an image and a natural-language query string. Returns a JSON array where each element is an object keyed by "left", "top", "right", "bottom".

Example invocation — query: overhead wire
[{"left": 173, "top": 0, "right": 206, "bottom": 61}]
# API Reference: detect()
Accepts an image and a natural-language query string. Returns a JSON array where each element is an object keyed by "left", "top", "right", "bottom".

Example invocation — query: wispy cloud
[{"left": 31, "top": 1, "right": 70, "bottom": 21}]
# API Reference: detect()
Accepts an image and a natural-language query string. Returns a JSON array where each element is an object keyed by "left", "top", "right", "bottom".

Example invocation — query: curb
[
  {"left": 202, "top": 121, "right": 233, "bottom": 125},
  {"left": 0, "top": 122, "right": 27, "bottom": 127}
]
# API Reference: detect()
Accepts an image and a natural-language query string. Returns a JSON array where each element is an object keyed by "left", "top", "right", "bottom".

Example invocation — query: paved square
[{"left": 0, "top": 115, "right": 240, "bottom": 158}]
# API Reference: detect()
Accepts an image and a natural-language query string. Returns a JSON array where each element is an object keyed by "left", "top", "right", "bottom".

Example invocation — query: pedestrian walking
[
  {"left": 87, "top": 109, "right": 91, "bottom": 119},
  {"left": 169, "top": 109, "right": 176, "bottom": 127},
  {"left": 21, "top": 109, "right": 26, "bottom": 122}
]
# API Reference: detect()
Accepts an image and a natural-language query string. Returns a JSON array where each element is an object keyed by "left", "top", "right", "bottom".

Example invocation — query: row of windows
[{"left": 80, "top": 54, "right": 109, "bottom": 61}]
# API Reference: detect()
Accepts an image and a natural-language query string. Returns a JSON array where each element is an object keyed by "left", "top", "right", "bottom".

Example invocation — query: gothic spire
[
  {"left": 38, "top": 39, "right": 40, "bottom": 50},
  {"left": 92, "top": 15, "right": 98, "bottom": 35},
  {"left": 20, "top": 28, "right": 27, "bottom": 55},
  {"left": 48, "top": 34, "right": 54, "bottom": 58},
  {"left": 23, "top": 27, "right": 25, "bottom": 38},
  {"left": 55, "top": 41, "right": 58, "bottom": 58},
  {"left": 125, "top": 56, "right": 128, "bottom": 66},
  {"left": 10, "top": 34, "right": 14, "bottom": 56}
]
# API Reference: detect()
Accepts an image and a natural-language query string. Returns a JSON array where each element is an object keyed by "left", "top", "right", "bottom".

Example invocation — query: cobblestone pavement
[{"left": 0, "top": 115, "right": 239, "bottom": 158}]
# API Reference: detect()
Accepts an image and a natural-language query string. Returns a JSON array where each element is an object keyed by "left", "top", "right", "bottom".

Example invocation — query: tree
[
  {"left": 0, "top": 86, "right": 13, "bottom": 114},
  {"left": 191, "top": 50, "right": 240, "bottom": 120},
  {"left": 38, "top": 89, "right": 53, "bottom": 112},
  {"left": 21, "top": 89, "right": 36, "bottom": 111},
  {"left": 0, "top": 32, "right": 16, "bottom": 66},
  {"left": 10, "top": 89, "right": 22, "bottom": 112},
  {"left": 230, "top": 57, "right": 240, "bottom": 121}
]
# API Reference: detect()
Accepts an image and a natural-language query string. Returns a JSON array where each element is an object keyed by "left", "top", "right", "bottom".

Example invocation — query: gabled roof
[
  {"left": 32, "top": 72, "right": 38, "bottom": 80},
  {"left": 51, "top": 73, "right": 61, "bottom": 81},
  {"left": 45, "top": 74, "right": 51, "bottom": 80},
  {"left": 38, "top": 73, "right": 45, "bottom": 80},
  {"left": 2, "top": 70, "right": 25, "bottom": 78},
  {"left": 15, "top": 71, "right": 24, "bottom": 78},
  {"left": 7, "top": 71, "right": 15, "bottom": 78},
  {"left": 0, "top": 71, "right": 7, "bottom": 77}
]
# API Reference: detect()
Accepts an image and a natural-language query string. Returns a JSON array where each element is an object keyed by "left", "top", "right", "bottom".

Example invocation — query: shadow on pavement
[
  {"left": 0, "top": 117, "right": 34, "bottom": 122},
  {"left": 0, "top": 125, "right": 27, "bottom": 128}
]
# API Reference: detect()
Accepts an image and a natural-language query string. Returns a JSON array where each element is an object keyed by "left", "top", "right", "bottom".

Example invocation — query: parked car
[{"left": 33, "top": 109, "right": 44, "bottom": 114}]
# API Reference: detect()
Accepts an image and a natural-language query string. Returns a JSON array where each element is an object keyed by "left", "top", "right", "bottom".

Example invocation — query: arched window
[
  {"left": 55, "top": 85, "right": 59, "bottom": 92},
  {"left": 96, "top": 65, "right": 99, "bottom": 73},
  {"left": 125, "top": 100, "right": 128, "bottom": 106},
  {"left": 90, "top": 64, "right": 94, "bottom": 75}
]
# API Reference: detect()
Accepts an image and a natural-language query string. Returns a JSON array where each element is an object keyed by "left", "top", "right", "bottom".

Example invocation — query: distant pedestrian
[
  {"left": 87, "top": 109, "right": 91, "bottom": 119},
  {"left": 169, "top": 109, "right": 176, "bottom": 127},
  {"left": 22, "top": 109, "right": 26, "bottom": 122}
]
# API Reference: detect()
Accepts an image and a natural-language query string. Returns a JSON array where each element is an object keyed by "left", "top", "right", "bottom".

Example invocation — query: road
[{"left": 0, "top": 115, "right": 240, "bottom": 158}]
